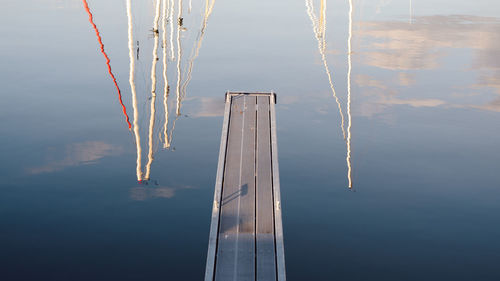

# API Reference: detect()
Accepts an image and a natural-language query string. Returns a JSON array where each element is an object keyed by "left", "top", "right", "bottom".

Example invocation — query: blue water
[{"left": 1, "top": 0, "right": 500, "bottom": 280}]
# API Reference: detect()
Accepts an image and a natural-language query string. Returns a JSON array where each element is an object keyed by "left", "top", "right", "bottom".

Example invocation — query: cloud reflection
[
  {"left": 129, "top": 185, "right": 192, "bottom": 201},
  {"left": 359, "top": 15, "right": 500, "bottom": 71},
  {"left": 130, "top": 186, "right": 175, "bottom": 201},
  {"left": 184, "top": 97, "right": 224, "bottom": 117},
  {"left": 29, "top": 141, "right": 123, "bottom": 174},
  {"left": 357, "top": 15, "right": 500, "bottom": 115}
]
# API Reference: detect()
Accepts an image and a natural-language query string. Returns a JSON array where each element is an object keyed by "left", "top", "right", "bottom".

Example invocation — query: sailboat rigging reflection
[
  {"left": 132, "top": 0, "right": 216, "bottom": 182},
  {"left": 82, "top": 0, "right": 132, "bottom": 130},
  {"left": 306, "top": 0, "right": 353, "bottom": 188},
  {"left": 306, "top": 0, "right": 346, "bottom": 140},
  {"left": 346, "top": 0, "right": 353, "bottom": 188},
  {"left": 144, "top": 0, "right": 162, "bottom": 181},
  {"left": 83, "top": 0, "right": 215, "bottom": 182}
]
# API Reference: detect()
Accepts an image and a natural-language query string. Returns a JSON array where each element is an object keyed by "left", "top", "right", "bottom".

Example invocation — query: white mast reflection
[
  {"left": 144, "top": 0, "right": 162, "bottom": 180},
  {"left": 162, "top": 0, "right": 171, "bottom": 148},
  {"left": 175, "top": 0, "right": 183, "bottom": 116},
  {"left": 347, "top": 0, "right": 353, "bottom": 188},
  {"left": 305, "top": 0, "right": 346, "bottom": 139},
  {"left": 122, "top": 0, "right": 215, "bottom": 181},
  {"left": 306, "top": 0, "right": 354, "bottom": 188},
  {"left": 180, "top": 0, "right": 216, "bottom": 113},
  {"left": 169, "top": 0, "right": 216, "bottom": 146},
  {"left": 410, "top": 0, "right": 413, "bottom": 24},
  {"left": 169, "top": 0, "right": 175, "bottom": 60},
  {"left": 127, "top": 0, "right": 143, "bottom": 181}
]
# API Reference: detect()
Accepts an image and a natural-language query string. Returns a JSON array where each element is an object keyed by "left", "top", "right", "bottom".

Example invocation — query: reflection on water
[
  {"left": 346, "top": 0, "right": 353, "bottom": 188},
  {"left": 359, "top": 15, "right": 500, "bottom": 71},
  {"left": 126, "top": 0, "right": 143, "bottom": 181},
  {"left": 4, "top": 0, "right": 500, "bottom": 280},
  {"left": 144, "top": 0, "right": 162, "bottom": 181},
  {"left": 357, "top": 15, "right": 500, "bottom": 116},
  {"left": 130, "top": 184, "right": 193, "bottom": 201},
  {"left": 130, "top": 186, "right": 175, "bottom": 200},
  {"left": 162, "top": 0, "right": 171, "bottom": 149},
  {"left": 175, "top": 0, "right": 183, "bottom": 118},
  {"left": 121, "top": 0, "right": 216, "bottom": 181},
  {"left": 29, "top": 141, "right": 123, "bottom": 174},
  {"left": 306, "top": 0, "right": 353, "bottom": 188},
  {"left": 82, "top": 0, "right": 131, "bottom": 130},
  {"left": 80, "top": 0, "right": 217, "bottom": 181},
  {"left": 409, "top": 0, "right": 413, "bottom": 24},
  {"left": 305, "top": 0, "right": 346, "bottom": 140},
  {"left": 181, "top": 0, "right": 216, "bottom": 113}
]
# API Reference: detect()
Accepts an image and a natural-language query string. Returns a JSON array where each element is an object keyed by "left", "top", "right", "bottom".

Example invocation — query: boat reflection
[
  {"left": 346, "top": 0, "right": 353, "bottom": 188},
  {"left": 144, "top": 0, "right": 162, "bottom": 181},
  {"left": 305, "top": 0, "right": 346, "bottom": 140},
  {"left": 162, "top": 0, "right": 172, "bottom": 149},
  {"left": 306, "top": 0, "right": 353, "bottom": 188},
  {"left": 124, "top": 0, "right": 215, "bottom": 182},
  {"left": 307, "top": 1, "right": 500, "bottom": 189},
  {"left": 82, "top": 0, "right": 217, "bottom": 181},
  {"left": 82, "top": 0, "right": 131, "bottom": 130},
  {"left": 126, "top": 0, "right": 143, "bottom": 181},
  {"left": 409, "top": 0, "right": 413, "bottom": 24}
]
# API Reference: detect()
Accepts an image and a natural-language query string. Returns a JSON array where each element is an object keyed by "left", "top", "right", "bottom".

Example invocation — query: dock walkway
[{"left": 205, "top": 92, "right": 285, "bottom": 281}]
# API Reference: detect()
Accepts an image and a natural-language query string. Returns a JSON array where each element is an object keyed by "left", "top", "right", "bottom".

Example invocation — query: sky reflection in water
[{"left": 0, "top": 0, "right": 500, "bottom": 280}]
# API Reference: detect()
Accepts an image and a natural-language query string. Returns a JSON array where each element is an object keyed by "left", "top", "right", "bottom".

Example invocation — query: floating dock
[{"left": 205, "top": 92, "right": 286, "bottom": 281}]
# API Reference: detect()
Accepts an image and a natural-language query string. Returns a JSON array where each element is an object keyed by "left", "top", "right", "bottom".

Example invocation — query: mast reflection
[
  {"left": 127, "top": 0, "right": 143, "bottom": 181},
  {"left": 175, "top": 0, "right": 183, "bottom": 117},
  {"left": 306, "top": 0, "right": 354, "bottom": 188},
  {"left": 169, "top": 0, "right": 175, "bottom": 60},
  {"left": 346, "top": 0, "right": 353, "bottom": 188},
  {"left": 144, "top": 0, "right": 162, "bottom": 181},
  {"left": 123, "top": 0, "right": 215, "bottom": 181},
  {"left": 410, "top": 0, "right": 413, "bottom": 24},
  {"left": 167, "top": 0, "right": 216, "bottom": 147},
  {"left": 82, "top": 0, "right": 131, "bottom": 130},
  {"left": 305, "top": 0, "right": 346, "bottom": 139},
  {"left": 162, "top": 0, "right": 171, "bottom": 149},
  {"left": 181, "top": 0, "right": 216, "bottom": 111}
]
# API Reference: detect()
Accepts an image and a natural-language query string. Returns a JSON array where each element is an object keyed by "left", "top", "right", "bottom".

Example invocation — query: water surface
[{"left": 1, "top": 0, "right": 500, "bottom": 280}]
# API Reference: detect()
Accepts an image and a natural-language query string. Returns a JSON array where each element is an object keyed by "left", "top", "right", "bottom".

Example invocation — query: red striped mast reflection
[{"left": 82, "top": 0, "right": 132, "bottom": 130}]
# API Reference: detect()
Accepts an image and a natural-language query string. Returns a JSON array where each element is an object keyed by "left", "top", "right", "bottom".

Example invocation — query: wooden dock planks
[{"left": 205, "top": 92, "right": 285, "bottom": 281}]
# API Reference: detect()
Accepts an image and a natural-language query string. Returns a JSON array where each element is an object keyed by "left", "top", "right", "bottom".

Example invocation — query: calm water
[{"left": 1, "top": 0, "right": 500, "bottom": 280}]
